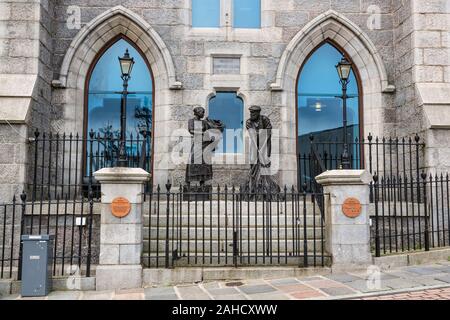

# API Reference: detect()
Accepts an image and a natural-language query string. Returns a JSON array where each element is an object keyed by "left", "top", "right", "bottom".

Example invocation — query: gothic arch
[
  {"left": 55, "top": 6, "right": 181, "bottom": 185},
  {"left": 272, "top": 10, "right": 395, "bottom": 187}
]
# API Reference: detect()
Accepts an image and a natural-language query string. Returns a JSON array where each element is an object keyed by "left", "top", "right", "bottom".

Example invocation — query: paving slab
[
  {"left": 344, "top": 280, "right": 391, "bottom": 293},
  {"left": 302, "top": 279, "right": 344, "bottom": 289},
  {"left": 319, "top": 287, "right": 357, "bottom": 296},
  {"left": 207, "top": 287, "right": 240, "bottom": 296},
  {"left": 403, "top": 266, "right": 442, "bottom": 275},
  {"left": 48, "top": 291, "right": 82, "bottom": 300},
  {"left": 275, "top": 284, "right": 313, "bottom": 293},
  {"left": 434, "top": 274, "right": 450, "bottom": 283},
  {"left": 145, "top": 294, "right": 179, "bottom": 300},
  {"left": 297, "top": 276, "right": 324, "bottom": 282},
  {"left": 349, "top": 272, "right": 399, "bottom": 281},
  {"left": 324, "top": 274, "right": 362, "bottom": 283},
  {"left": 246, "top": 292, "right": 291, "bottom": 300},
  {"left": 289, "top": 290, "right": 326, "bottom": 299},
  {"left": 202, "top": 282, "right": 221, "bottom": 289},
  {"left": 81, "top": 290, "right": 114, "bottom": 300},
  {"left": 268, "top": 278, "right": 300, "bottom": 286},
  {"left": 214, "top": 294, "right": 248, "bottom": 300},
  {"left": 239, "top": 284, "right": 277, "bottom": 295},
  {"left": 382, "top": 278, "right": 424, "bottom": 290},
  {"left": 113, "top": 292, "right": 144, "bottom": 300},
  {"left": 176, "top": 286, "right": 211, "bottom": 300},
  {"left": 144, "top": 286, "right": 176, "bottom": 297}
]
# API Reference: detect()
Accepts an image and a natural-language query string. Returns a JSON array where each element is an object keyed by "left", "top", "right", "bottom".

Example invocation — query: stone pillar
[
  {"left": 93, "top": 168, "right": 150, "bottom": 291},
  {"left": 316, "top": 170, "right": 373, "bottom": 271}
]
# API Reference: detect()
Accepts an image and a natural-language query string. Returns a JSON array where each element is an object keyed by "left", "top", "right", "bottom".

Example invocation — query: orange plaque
[
  {"left": 111, "top": 197, "right": 131, "bottom": 218},
  {"left": 342, "top": 197, "right": 362, "bottom": 218}
]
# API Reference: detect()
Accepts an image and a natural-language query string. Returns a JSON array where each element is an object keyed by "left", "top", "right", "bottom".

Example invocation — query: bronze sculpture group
[{"left": 185, "top": 105, "right": 280, "bottom": 198}]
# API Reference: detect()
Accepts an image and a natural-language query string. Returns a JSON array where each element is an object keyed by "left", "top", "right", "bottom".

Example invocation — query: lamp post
[
  {"left": 117, "top": 49, "right": 135, "bottom": 167},
  {"left": 336, "top": 57, "right": 352, "bottom": 170}
]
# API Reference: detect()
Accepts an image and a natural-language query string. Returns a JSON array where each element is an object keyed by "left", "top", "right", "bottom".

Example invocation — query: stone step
[
  {"left": 144, "top": 201, "right": 319, "bottom": 214},
  {"left": 141, "top": 255, "right": 331, "bottom": 268},
  {"left": 144, "top": 226, "right": 324, "bottom": 241},
  {"left": 143, "top": 239, "right": 325, "bottom": 254},
  {"left": 144, "top": 214, "right": 324, "bottom": 227}
]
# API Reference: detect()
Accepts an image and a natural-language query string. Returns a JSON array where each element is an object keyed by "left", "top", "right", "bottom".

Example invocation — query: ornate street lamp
[
  {"left": 336, "top": 57, "right": 352, "bottom": 170},
  {"left": 117, "top": 49, "right": 135, "bottom": 167}
]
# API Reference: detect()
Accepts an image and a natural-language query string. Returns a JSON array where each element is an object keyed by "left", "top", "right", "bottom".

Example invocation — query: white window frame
[{"left": 186, "top": 0, "right": 279, "bottom": 42}]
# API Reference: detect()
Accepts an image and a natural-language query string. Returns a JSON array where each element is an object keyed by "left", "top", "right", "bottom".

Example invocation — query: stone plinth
[
  {"left": 316, "top": 170, "right": 373, "bottom": 271},
  {"left": 93, "top": 167, "right": 150, "bottom": 291}
]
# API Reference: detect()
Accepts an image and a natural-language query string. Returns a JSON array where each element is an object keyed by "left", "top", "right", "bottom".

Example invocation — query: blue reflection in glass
[
  {"left": 297, "top": 43, "right": 360, "bottom": 177},
  {"left": 192, "top": 0, "right": 220, "bottom": 28},
  {"left": 233, "top": 0, "right": 261, "bottom": 28},
  {"left": 87, "top": 38, "right": 153, "bottom": 137},
  {"left": 87, "top": 39, "right": 153, "bottom": 174},
  {"left": 208, "top": 92, "right": 244, "bottom": 154},
  {"left": 297, "top": 43, "right": 359, "bottom": 142}
]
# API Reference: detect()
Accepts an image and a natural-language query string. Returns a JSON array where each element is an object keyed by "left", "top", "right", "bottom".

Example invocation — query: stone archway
[
  {"left": 54, "top": 6, "right": 182, "bottom": 185},
  {"left": 271, "top": 10, "right": 395, "bottom": 187}
]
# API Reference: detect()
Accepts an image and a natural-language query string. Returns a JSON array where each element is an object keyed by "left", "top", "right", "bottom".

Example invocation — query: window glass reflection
[
  {"left": 208, "top": 92, "right": 244, "bottom": 154},
  {"left": 297, "top": 43, "right": 360, "bottom": 183},
  {"left": 86, "top": 38, "right": 153, "bottom": 174},
  {"left": 192, "top": 0, "right": 220, "bottom": 28},
  {"left": 233, "top": 0, "right": 261, "bottom": 28}
]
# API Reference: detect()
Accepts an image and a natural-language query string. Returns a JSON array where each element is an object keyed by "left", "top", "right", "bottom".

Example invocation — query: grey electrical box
[{"left": 20, "top": 235, "right": 54, "bottom": 297}]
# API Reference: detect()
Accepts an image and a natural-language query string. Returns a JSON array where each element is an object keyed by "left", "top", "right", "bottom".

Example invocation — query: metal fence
[
  {"left": 0, "top": 191, "right": 99, "bottom": 280},
  {"left": 372, "top": 173, "right": 450, "bottom": 256},
  {"left": 27, "top": 130, "right": 151, "bottom": 201},
  {"left": 298, "top": 134, "right": 425, "bottom": 193},
  {"left": 143, "top": 184, "right": 329, "bottom": 269}
]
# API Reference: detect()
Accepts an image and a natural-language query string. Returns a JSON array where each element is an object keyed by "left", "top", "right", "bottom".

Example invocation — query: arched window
[
  {"left": 297, "top": 42, "right": 361, "bottom": 185},
  {"left": 86, "top": 37, "right": 153, "bottom": 172},
  {"left": 208, "top": 92, "right": 244, "bottom": 154}
]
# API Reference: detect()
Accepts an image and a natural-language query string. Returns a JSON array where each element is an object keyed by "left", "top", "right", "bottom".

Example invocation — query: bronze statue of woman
[{"left": 185, "top": 106, "right": 225, "bottom": 187}]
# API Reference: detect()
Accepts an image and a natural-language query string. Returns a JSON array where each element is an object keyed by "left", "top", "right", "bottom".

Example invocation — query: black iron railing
[
  {"left": 372, "top": 172, "right": 450, "bottom": 257},
  {"left": 0, "top": 191, "right": 99, "bottom": 280},
  {"left": 298, "top": 134, "right": 425, "bottom": 198},
  {"left": 27, "top": 130, "right": 152, "bottom": 201},
  {"left": 143, "top": 184, "right": 329, "bottom": 269}
]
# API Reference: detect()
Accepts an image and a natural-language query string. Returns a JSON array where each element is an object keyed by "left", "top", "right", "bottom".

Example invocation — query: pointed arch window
[
  {"left": 297, "top": 42, "right": 361, "bottom": 185},
  {"left": 86, "top": 37, "right": 153, "bottom": 173}
]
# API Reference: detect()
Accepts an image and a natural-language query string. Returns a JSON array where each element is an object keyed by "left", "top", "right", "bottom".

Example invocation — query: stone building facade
[{"left": 0, "top": 0, "right": 449, "bottom": 200}]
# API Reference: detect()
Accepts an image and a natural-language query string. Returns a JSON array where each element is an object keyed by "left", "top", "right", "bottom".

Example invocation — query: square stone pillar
[
  {"left": 316, "top": 170, "right": 373, "bottom": 271},
  {"left": 93, "top": 168, "right": 150, "bottom": 291}
]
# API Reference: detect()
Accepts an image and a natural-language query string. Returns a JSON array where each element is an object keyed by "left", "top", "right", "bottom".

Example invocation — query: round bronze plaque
[
  {"left": 111, "top": 197, "right": 131, "bottom": 218},
  {"left": 342, "top": 197, "right": 362, "bottom": 218}
]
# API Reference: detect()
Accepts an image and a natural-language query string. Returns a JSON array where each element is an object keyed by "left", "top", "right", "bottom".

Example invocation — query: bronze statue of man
[
  {"left": 186, "top": 106, "right": 224, "bottom": 187},
  {"left": 244, "top": 105, "right": 280, "bottom": 196}
]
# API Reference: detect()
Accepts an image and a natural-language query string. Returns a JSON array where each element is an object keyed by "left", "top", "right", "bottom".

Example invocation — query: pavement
[{"left": 2, "top": 261, "right": 450, "bottom": 300}]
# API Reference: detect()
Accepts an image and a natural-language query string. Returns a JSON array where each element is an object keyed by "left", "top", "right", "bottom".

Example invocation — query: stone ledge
[
  {"left": 142, "top": 267, "right": 331, "bottom": 286},
  {"left": 374, "top": 248, "right": 450, "bottom": 271},
  {"left": 94, "top": 167, "right": 150, "bottom": 183},
  {"left": 316, "top": 170, "right": 372, "bottom": 186}
]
